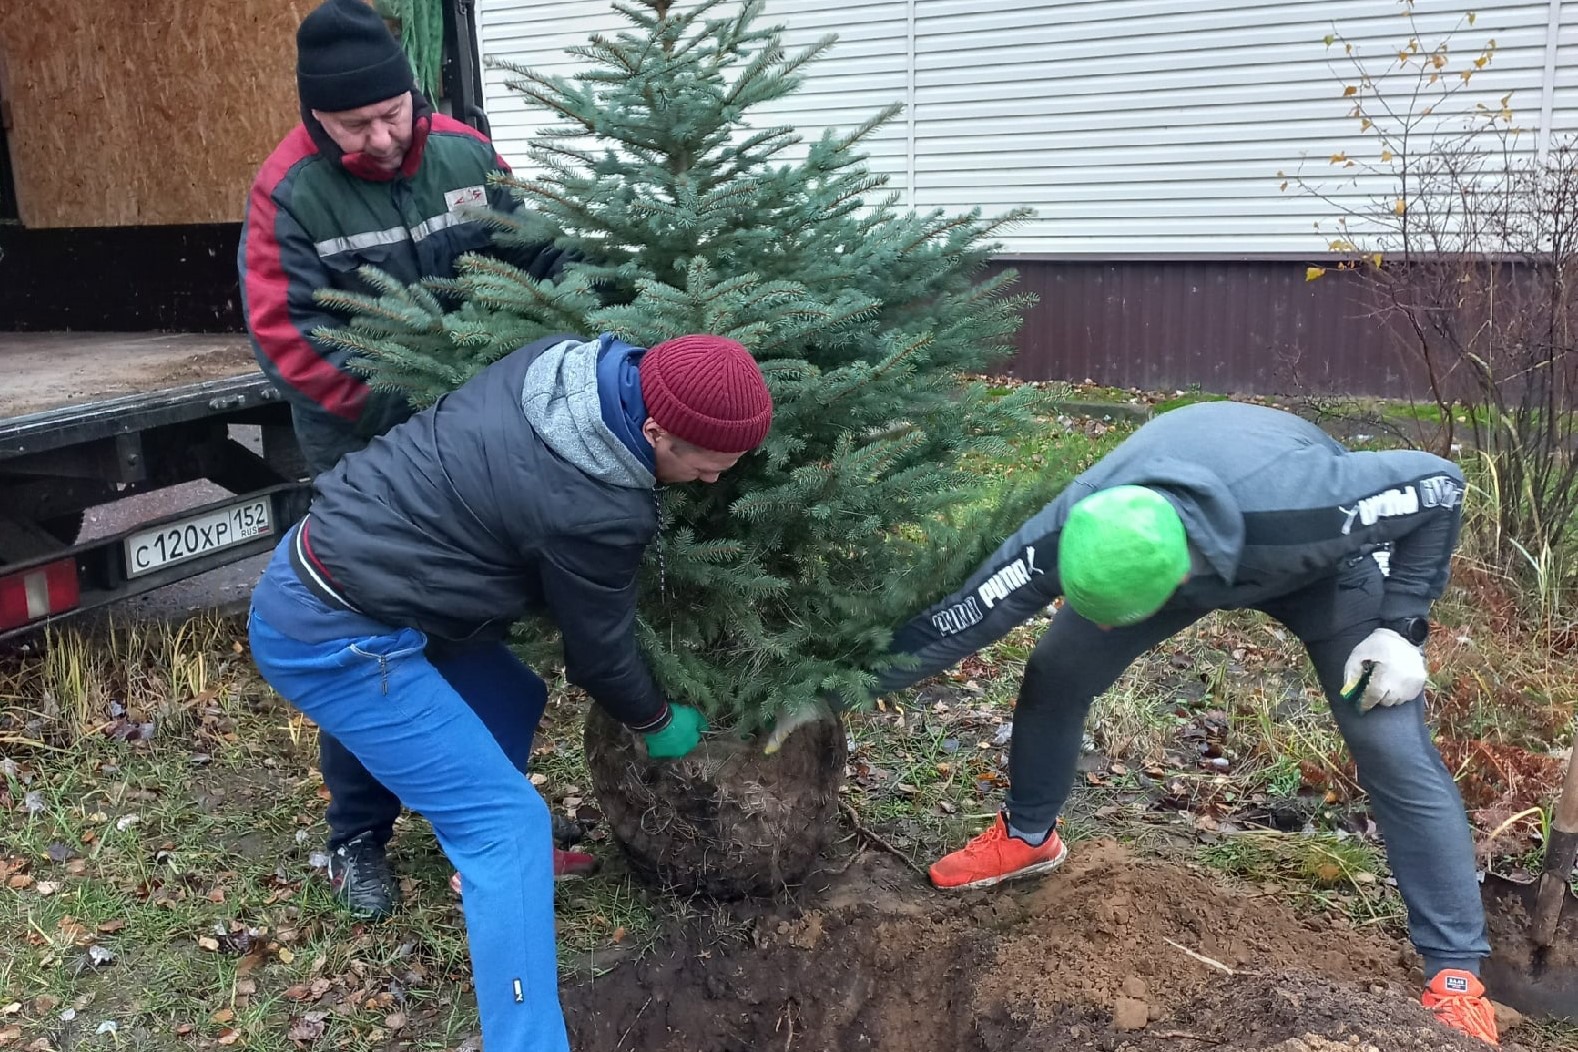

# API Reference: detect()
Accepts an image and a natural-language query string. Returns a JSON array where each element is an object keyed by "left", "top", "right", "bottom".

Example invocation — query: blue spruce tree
[{"left": 316, "top": 0, "right": 1064, "bottom": 892}]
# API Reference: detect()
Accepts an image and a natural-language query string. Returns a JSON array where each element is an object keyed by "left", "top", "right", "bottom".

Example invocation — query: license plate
[{"left": 124, "top": 498, "right": 274, "bottom": 578}]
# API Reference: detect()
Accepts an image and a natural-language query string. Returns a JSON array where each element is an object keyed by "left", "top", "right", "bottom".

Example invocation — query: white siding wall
[
  {"left": 477, "top": 0, "right": 1577, "bottom": 256},
  {"left": 476, "top": 0, "right": 913, "bottom": 196},
  {"left": 1553, "top": 1, "right": 1578, "bottom": 144}
]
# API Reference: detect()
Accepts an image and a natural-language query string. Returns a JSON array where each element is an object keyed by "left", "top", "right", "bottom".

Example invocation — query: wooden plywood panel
[{"left": 0, "top": 0, "right": 309, "bottom": 228}]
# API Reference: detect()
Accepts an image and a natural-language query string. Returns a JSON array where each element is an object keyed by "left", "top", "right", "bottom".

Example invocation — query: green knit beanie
[{"left": 1059, "top": 485, "right": 1190, "bottom": 627}]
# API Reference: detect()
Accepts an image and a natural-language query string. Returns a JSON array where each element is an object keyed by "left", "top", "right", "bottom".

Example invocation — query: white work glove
[
  {"left": 762, "top": 694, "right": 836, "bottom": 755},
  {"left": 1341, "top": 628, "right": 1427, "bottom": 712}
]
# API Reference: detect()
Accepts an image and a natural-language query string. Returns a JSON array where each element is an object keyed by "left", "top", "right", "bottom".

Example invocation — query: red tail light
[{"left": 0, "top": 558, "right": 81, "bottom": 631}]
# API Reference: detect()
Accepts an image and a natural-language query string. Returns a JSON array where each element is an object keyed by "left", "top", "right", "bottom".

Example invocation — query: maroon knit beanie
[{"left": 640, "top": 335, "right": 773, "bottom": 454}]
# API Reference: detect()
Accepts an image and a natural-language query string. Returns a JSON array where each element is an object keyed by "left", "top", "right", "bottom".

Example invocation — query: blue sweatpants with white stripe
[{"left": 249, "top": 532, "right": 566, "bottom": 1051}]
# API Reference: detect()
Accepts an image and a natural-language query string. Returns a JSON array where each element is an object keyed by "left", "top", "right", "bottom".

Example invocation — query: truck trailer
[{"left": 0, "top": 0, "right": 488, "bottom": 637}]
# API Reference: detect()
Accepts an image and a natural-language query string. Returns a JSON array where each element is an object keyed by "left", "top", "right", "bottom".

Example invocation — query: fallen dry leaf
[{"left": 287, "top": 1012, "right": 326, "bottom": 1042}]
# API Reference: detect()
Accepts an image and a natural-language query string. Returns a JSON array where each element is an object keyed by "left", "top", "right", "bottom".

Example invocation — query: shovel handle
[{"left": 1530, "top": 746, "right": 1578, "bottom": 947}]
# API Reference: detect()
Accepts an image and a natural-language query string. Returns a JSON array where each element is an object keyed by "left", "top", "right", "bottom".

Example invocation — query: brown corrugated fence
[{"left": 987, "top": 260, "right": 1423, "bottom": 399}]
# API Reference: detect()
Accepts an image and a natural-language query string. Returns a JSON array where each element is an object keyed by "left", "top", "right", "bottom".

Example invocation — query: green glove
[{"left": 644, "top": 704, "right": 708, "bottom": 760}]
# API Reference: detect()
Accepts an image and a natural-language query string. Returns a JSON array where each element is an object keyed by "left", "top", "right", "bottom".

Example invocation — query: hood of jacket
[
  {"left": 521, "top": 336, "right": 657, "bottom": 490},
  {"left": 1076, "top": 448, "right": 1246, "bottom": 586}
]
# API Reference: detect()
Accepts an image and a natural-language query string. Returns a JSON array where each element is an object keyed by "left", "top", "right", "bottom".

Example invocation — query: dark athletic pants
[{"left": 1004, "top": 555, "right": 1488, "bottom": 977}]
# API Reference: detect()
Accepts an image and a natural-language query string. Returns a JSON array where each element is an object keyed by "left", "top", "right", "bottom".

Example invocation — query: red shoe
[
  {"left": 449, "top": 848, "right": 600, "bottom": 895},
  {"left": 552, "top": 846, "right": 598, "bottom": 880},
  {"left": 929, "top": 813, "right": 1068, "bottom": 890},
  {"left": 1421, "top": 969, "right": 1499, "bottom": 1046}
]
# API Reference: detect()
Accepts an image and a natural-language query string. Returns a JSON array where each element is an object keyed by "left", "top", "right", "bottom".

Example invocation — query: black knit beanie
[{"left": 296, "top": 0, "right": 414, "bottom": 113}]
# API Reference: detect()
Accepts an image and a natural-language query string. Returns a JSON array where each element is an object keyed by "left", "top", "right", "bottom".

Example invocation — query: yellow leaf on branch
[
  {"left": 1306, "top": 266, "right": 1327, "bottom": 282},
  {"left": 1393, "top": 199, "right": 1407, "bottom": 215}
]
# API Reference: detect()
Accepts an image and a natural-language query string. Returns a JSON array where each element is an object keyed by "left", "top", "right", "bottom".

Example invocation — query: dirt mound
[
  {"left": 973, "top": 839, "right": 1399, "bottom": 1014},
  {"left": 1004, "top": 976, "right": 1489, "bottom": 1051},
  {"left": 561, "top": 841, "right": 1501, "bottom": 1051}
]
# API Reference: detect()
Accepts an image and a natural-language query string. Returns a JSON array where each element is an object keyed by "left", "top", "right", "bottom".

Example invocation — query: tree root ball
[{"left": 583, "top": 705, "right": 848, "bottom": 898}]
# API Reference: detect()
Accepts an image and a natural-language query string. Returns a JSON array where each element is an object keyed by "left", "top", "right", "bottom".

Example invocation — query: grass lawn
[{"left": 2, "top": 405, "right": 1574, "bottom": 1050}]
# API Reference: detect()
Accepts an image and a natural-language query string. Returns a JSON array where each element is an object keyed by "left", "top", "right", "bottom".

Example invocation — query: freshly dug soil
[
  {"left": 583, "top": 706, "right": 847, "bottom": 897},
  {"left": 562, "top": 840, "right": 1518, "bottom": 1051},
  {"left": 1005, "top": 977, "right": 1498, "bottom": 1051}
]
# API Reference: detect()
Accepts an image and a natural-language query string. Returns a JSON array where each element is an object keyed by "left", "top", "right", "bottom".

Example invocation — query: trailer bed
[{"left": 1, "top": 332, "right": 259, "bottom": 418}]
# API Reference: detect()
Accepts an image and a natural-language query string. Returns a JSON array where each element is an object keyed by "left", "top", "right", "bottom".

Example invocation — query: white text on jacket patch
[
  {"left": 978, "top": 546, "right": 1044, "bottom": 609},
  {"left": 1339, "top": 474, "right": 1462, "bottom": 535},
  {"left": 445, "top": 185, "right": 486, "bottom": 212}
]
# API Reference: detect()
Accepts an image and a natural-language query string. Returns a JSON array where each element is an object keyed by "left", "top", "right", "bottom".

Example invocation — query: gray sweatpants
[{"left": 1006, "top": 553, "right": 1489, "bottom": 977}]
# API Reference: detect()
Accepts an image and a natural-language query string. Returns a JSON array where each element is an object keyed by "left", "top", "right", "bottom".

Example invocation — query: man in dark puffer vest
[{"left": 248, "top": 332, "right": 772, "bottom": 1052}]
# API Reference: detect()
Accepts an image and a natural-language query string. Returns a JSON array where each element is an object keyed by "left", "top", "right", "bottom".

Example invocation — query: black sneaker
[
  {"left": 550, "top": 814, "right": 586, "bottom": 849},
  {"left": 326, "top": 833, "right": 399, "bottom": 919}
]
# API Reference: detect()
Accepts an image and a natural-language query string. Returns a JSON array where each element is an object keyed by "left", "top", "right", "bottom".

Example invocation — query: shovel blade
[{"left": 1481, "top": 876, "right": 1578, "bottom": 1021}]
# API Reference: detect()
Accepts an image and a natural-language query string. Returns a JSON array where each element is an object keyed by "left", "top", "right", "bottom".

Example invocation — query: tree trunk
[{"left": 583, "top": 705, "right": 847, "bottom": 898}]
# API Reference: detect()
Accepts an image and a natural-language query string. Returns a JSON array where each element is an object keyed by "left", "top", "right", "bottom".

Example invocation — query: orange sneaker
[
  {"left": 1421, "top": 969, "right": 1499, "bottom": 1046},
  {"left": 929, "top": 813, "right": 1068, "bottom": 890}
]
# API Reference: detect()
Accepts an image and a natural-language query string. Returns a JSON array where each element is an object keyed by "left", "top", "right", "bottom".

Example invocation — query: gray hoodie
[
  {"left": 880, "top": 401, "right": 1464, "bottom": 693},
  {"left": 521, "top": 336, "right": 655, "bottom": 490}
]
